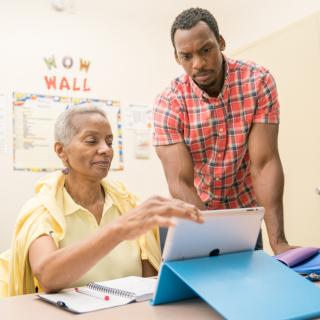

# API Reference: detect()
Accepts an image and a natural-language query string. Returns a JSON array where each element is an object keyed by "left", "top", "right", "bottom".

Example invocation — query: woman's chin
[
  {"left": 95, "top": 166, "right": 110, "bottom": 178},
  {"left": 84, "top": 167, "right": 110, "bottom": 181}
]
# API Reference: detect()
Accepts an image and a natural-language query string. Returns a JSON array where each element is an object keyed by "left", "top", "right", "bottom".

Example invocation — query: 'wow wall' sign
[{"left": 43, "top": 55, "right": 91, "bottom": 92}]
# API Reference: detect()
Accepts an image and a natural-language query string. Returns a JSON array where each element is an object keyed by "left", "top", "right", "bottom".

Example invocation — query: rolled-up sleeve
[
  {"left": 153, "top": 93, "right": 184, "bottom": 146},
  {"left": 254, "top": 71, "right": 280, "bottom": 124}
]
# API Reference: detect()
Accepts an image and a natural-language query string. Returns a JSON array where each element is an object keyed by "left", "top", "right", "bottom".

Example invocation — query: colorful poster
[{"left": 13, "top": 92, "right": 123, "bottom": 171}]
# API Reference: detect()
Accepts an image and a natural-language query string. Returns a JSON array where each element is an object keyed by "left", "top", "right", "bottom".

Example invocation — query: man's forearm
[
  {"left": 263, "top": 203, "right": 287, "bottom": 248},
  {"left": 251, "top": 157, "right": 288, "bottom": 250},
  {"left": 168, "top": 179, "right": 206, "bottom": 210},
  {"left": 156, "top": 144, "right": 206, "bottom": 209}
]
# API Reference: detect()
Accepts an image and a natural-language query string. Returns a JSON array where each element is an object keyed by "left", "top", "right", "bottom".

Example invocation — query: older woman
[{"left": 0, "top": 105, "right": 203, "bottom": 297}]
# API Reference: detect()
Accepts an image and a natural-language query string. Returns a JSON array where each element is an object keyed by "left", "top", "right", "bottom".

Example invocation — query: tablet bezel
[{"left": 162, "top": 207, "right": 265, "bottom": 262}]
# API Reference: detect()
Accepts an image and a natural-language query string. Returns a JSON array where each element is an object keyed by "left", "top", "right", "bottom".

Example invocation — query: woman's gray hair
[{"left": 54, "top": 103, "right": 108, "bottom": 145}]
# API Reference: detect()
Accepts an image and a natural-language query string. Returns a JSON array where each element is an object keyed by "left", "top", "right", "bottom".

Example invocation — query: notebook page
[
  {"left": 39, "top": 289, "right": 134, "bottom": 313},
  {"left": 94, "top": 276, "right": 157, "bottom": 301}
]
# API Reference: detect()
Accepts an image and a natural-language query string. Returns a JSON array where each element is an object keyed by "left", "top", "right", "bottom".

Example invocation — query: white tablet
[{"left": 162, "top": 207, "right": 264, "bottom": 262}]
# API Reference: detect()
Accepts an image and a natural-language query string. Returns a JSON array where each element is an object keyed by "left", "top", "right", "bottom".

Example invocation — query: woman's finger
[{"left": 159, "top": 201, "right": 204, "bottom": 223}]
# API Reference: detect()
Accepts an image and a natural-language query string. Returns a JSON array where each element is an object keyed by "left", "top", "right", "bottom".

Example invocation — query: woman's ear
[
  {"left": 219, "top": 35, "right": 226, "bottom": 51},
  {"left": 54, "top": 142, "right": 68, "bottom": 164}
]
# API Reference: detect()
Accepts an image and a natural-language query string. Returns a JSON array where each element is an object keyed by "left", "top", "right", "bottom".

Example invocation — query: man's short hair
[
  {"left": 54, "top": 104, "right": 108, "bottom": 145},
  {"left": 171, "top": 7, "right": 220, "bottom": 49}
]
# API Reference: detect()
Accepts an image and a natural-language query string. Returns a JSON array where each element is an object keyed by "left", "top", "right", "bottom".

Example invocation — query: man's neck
[{"left": 201, "top": 59, "right": 226, "bottom": 97}]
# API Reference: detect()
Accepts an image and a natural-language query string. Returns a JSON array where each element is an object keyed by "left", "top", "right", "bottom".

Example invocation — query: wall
[
  {"left": 231, "top": 12, "right": 320, "bottom": 252},
  {"left": 1, "top": 0, "right": 320, "bottom": 251}
]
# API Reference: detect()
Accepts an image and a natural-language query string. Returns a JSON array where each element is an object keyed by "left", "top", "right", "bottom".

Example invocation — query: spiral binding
[{"left": 87, "top": 282, "right": 136, "bottom": 299}]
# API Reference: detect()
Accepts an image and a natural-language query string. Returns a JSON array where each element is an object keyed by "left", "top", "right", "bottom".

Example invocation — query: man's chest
[{"left": 181, "top": 95, "right": 257, "bottom": 161}]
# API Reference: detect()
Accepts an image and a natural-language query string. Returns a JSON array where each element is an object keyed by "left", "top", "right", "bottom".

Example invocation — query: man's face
[{"left": 174, "top": 21, "right": 225, "bottom": 94}]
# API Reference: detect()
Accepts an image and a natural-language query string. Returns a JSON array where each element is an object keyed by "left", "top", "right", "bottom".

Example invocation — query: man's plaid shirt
[{"left": 153, "top": 57, "right": 280, "bottom": 209}]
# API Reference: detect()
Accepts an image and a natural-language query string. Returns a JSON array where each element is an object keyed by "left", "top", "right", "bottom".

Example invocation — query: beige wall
[
  {"left": 231, "top": 12, "right": 320, "bottom": 253},
  {"left": 0, "top": 1, "right": 320, "bottom": 251}
]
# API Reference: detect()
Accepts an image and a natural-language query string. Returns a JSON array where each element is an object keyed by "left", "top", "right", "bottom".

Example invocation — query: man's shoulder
[
  {"left": 226, "top": 57, "right": 272, "bottom": 80},
  {"left": 157, "top": 74, "right": 192, "bottom": 101}
]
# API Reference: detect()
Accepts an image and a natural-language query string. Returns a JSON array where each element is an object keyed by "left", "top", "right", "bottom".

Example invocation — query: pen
[{"left": 75, "top": 287, "right": 110, "bottom": 301}]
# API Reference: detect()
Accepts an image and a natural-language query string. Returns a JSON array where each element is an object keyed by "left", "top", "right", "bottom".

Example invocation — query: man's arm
[
  {"left": 248, "top": 123, "right": 296, "bottom": 254},
  {"left": 156, "top": 143, "right": 206, "bottom": 210}
]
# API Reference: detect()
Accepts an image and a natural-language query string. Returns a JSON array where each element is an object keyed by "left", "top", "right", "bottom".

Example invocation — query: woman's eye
[
  {"left": 202, "top": 47, "right": 211, "bottom": 54},
  {"left": 85, "top": 139, "right": 96, "bottom": 144}
]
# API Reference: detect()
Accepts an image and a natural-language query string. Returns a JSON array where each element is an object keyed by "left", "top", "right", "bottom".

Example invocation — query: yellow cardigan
[{"left": 0, "top": 172, "right": 161, "bottom": 297}]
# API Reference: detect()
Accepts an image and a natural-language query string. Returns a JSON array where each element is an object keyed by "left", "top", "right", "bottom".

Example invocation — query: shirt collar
[{"left": 63, "top": 186, "right": 114, "bottom": 216}]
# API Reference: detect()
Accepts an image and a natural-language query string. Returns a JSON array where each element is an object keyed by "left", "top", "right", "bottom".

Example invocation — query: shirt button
[
  {"left": 219, "top": 128, "right": 223, "bottom": 132},
  {"left": 217, "top": 154, "right": 222, "bottom": 158},
  {"left": 215, "top": 177, "right": 220, "bottom": 181}
]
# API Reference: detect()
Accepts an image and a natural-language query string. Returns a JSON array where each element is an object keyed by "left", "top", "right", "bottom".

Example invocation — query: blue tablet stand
[{"left": 151, "top": 250, "right": 320, "bottom": 320}]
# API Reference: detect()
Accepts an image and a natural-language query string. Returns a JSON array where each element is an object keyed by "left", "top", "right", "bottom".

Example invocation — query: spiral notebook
[{"left": 38, "top": 276, "right": 157, "bottom": 313}]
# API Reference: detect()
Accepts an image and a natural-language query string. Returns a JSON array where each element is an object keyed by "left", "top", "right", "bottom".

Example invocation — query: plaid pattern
[{"left": 153, "top": 57, "right": 280, "bottom": 209}]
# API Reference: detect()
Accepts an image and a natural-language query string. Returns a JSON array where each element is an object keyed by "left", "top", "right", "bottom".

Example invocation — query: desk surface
[
  {"left": 0, "top": 294, "right": 223, "bottom": 320},
  {"left": 2, "top": 282, "right": 320, "bottom": 320}
]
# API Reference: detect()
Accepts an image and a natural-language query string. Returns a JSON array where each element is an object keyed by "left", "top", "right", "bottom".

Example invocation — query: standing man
[{"left": 153, "top": 7, "right": 295, "bottom": 254}]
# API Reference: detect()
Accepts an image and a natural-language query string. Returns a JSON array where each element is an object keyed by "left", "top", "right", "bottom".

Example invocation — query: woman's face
[{"left": 59, "top": 113, "right": 114, "bottom": 182}]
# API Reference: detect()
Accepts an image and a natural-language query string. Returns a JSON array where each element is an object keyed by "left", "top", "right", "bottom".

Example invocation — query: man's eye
[
  {"left": 181, "top": 55, "right": 192, "bottom": 61},
  {"left": 107, "top": 141, "right": 113, "bottom": 147}
]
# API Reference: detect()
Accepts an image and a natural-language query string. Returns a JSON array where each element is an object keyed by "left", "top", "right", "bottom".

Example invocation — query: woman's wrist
[{"left": 105, "top": 219, "right": 128, "bottom": 245}]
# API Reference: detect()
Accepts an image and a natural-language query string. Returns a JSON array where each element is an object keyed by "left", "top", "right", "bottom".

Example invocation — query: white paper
[
  {"left": 39, "top": 289, "right": 133, "bottom": 313},
  {"left": 123, "top": 104, "right": 152, "bottom": 130},
  {"left": 95, "top": 276, "right": 157, "bottom": 301}
]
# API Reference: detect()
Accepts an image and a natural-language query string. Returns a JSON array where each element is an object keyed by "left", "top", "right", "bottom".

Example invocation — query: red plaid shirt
[{"left": 153, "top": 57, "right": 280, "bottom": 209}]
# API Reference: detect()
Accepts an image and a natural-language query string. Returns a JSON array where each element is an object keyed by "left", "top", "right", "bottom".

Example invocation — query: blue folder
[
  {"left": 293, "top": 252, "right": 320, "bottom": 274},
  {"left": 151, "top": 250, "right": 320, "bottom": 320}
]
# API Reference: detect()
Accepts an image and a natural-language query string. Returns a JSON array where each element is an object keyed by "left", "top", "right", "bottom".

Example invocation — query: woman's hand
[{"left": 111, "top": 196, "right": 204, "bottom": 241}]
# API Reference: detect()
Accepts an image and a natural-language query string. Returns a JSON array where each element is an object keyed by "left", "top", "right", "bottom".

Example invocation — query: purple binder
[
  {"left": 275, "top": 247, "right": 319, "bottom": 267},
  {"left": 275, "top": 247, "right": 320, "bottom": 275}
]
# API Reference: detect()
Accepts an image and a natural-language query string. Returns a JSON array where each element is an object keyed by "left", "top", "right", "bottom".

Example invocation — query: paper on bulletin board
[
  {"left": 123, "top": 104, "right": 152, "bottom": 130},
  {"left": 13, "top": 92, "right": 123, "bottom": 172},
  {"left": 123, "top": 104, "right": 152, "bottom": 159},
  {"left": 0, "top": 94, "right": 8, "bottom": 155}
]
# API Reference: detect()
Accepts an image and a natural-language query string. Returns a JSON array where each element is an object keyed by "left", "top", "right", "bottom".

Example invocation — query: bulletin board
[{"left": 12, "top": 92, "right": 124, "bottom": 171}]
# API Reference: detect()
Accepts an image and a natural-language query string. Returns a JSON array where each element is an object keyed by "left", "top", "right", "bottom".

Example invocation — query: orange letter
[
  {"left": 80, "top": 59, "right": 90, "bottom": 72},
  {"left": 44, "top": 76, "right": 56, "bottom": 89},
  {"left": 83, "top": 78, "right": 91, "bottom": 91},
  {"left": 72, "top": 78, "right": 80, "bottom": 91},
  {"left": 59, "top": 77, "right": 70, "bottom": 90}
]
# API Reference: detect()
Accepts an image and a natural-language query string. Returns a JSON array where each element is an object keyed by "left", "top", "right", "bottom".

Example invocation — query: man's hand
[{"left": 272, "top": 241, "right": 299, "bottom": 255}]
